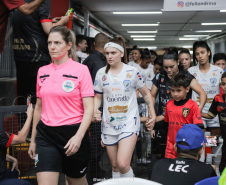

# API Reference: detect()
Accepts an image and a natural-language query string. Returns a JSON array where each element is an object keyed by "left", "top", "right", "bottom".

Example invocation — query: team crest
[
  {"left": 182, "top": 108, "right": 190, "bottom": 118},
  {"left": 102, "top": 75, "right": 107, "bottom": 81},
  {"left": 123, "top": 80, "right": 131, "bottom": 89},
  {"left": 62, "top": 80, "right": 75, "bottom": 92},
  {"left": 148, "top": 73, "right": 151, "bottom": 78},
  {"left": 161, "top": 78, "right": 164, "bottom": 83},
  {"left": 194, "top": 73, "right": 197, "bottom": 77},
  {"left": 210, "top": 78, "right": 217, "bottom": 85}
]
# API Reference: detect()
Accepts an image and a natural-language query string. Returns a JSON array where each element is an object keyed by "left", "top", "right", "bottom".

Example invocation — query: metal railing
[
  {"left": 0, "top": 13, "right": 16, "bottom": 78},
  {"left": 0, "top": 97, "right": 153, "bottom": 185}
]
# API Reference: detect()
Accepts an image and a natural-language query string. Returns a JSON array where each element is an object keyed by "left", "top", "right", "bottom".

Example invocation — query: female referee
[{"left": 28, "top": 26, "right": 94, "bottom": 185}]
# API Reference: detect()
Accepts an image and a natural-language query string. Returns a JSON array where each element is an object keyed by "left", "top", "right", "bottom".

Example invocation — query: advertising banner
[{"left": 163, "top": 0, "right": 226, "bottom": 11}]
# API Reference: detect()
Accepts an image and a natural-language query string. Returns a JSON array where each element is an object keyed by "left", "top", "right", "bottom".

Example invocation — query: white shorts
[
  {"left": 101, "top": 132, "right": 139, "bottom": 146},
  {"left": 203, "top": 115, "right": 220, "bottom": 128}
]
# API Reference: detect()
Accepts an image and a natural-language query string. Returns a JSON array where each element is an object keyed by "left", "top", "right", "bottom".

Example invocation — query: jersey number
[{"left": 134, "top": 117, "right": 137, "bottom": 125}]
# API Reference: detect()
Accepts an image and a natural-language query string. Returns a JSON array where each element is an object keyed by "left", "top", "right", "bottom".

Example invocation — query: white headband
[{"left": 104, "top": 42, "right": 124, "bottom": 53}]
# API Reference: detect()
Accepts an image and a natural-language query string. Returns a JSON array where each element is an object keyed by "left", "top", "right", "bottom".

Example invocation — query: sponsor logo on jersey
[
  {"left": 103, "top": 83, "right": 109, "bottom": 86},
  {"left": 110, "top": 116, "right": 127, "bottom": 122},
  {"left": 200, "top": 84, "right": 208, "bottom": 87},
  {"left": 108, "top": 105, "right": 128, "bottom": 113},
  {"left": 194, "top": 73, "right": 197, "bottom": 77},
  {"left": 161, "top": 78, "right": 164, "bottom": 83},
  {"left": 126, "top": 73, "right": 131, "bottom": 78},
  {"left": 126, "top": 69, "right": 134, "bottom": 72},
  {"left": 94, "top": 80, "right": 98, "bottom": 86},
  {"left": 102, "top": 75, "right": 107, "bottom": 81},
  {"left": 160, "top": 84, "right": 166, "bottom": 87},
  {"left": 123, "top": 80, "right": 131, "bottom": 89},
  {"left": 156, "top": 73, "right": 160, "bottom": 80},
  {"left": 116, "top": 116, "right": 127, "bottom": 122},
  {"left": 182, "top": 108, "right": 190, "bottom": 118},
  {"left": 110, "top": 117, "right": 115, "bottom": 122},
  {"left": 112, "top": 88, "right": 121, "bottom": 92},
  {"left": 62, "top": 80, "right": 75, "bottom": 92},
  {"left": 112, "top": 82, "right": 120, "bottom": 85},
  {"left": 113, "top": 124, "right": 127, "bottom": 130},
  {"left": 160, "top": 97, "right": 170, "bottom": 105},
  {"left": 107, "top": 96, "right": 129, "bottom": 102},
  {"left": 210, "top": 78, "right": 217, "bottom": 85},
  {"left": 206, "top": 90, "right": 217, "bottom": 94}
]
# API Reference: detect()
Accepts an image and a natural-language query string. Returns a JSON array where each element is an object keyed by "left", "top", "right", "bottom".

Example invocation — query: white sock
[
  {"left": 112, "top": 171, "right": 120, "bottom": 178},
  {"left": 120, "top": 167, "right": 133, "bottom": 178}
]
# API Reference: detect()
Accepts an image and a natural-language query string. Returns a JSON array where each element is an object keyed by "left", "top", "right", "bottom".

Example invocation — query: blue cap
[{"left": 176, "top": 124, "right": 207, "bottom": 150}]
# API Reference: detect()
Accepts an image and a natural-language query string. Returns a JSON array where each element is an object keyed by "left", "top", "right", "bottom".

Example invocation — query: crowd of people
[{"left": 1, "top": 1, "right": 226, "bottom": 185}]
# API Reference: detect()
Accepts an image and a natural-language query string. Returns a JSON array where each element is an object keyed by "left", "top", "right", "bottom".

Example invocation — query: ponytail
[
  {"left": 105, "top": 35, "right": 127, "bottom": 73},
  {"left": 68, "top": 30, "right": 77, "bottom": 61}
]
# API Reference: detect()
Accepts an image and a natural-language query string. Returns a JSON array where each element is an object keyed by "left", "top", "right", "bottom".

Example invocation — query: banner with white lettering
[{"left": 163, "top": 0, "right": 226, "bottom": 11}]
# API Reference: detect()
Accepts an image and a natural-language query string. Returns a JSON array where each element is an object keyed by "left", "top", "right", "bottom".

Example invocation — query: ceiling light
[
  {"left": 195, "top": 30, "right": 222, "bottom": 32},
  {"left": 201, "top": 23, "right": 226, "bottom": 25},
  {"left": 184, "top": 35, "right": 208, "bottom": 37},
  {"left": 113, "top": 12, "right": 162, "bottom": 14},
  {"left": 133, "top": 38, "right": 155, "bottom": 41},
  {"left": 220, "top": 10, "right": 226, "bottom": 12},
  {"left": 182, "top": 45, "right": 193, "bottom": 48},
  {"left": 122, "top": 24, "right": 159, "bottom": 26},
  {"left": 179, "top": 38, "right": 199, "bottom": 40},
  {"left": 131, "top": 35, "right": 155, "bottom": 37},
  {"left": 127, "top": 30, "right": 158, "bottom": 33},
  {"left": 140, "top": 46, "right": 157, "bottom": 49}
]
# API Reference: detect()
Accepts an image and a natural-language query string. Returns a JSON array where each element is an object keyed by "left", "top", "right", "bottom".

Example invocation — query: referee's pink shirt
[{"left": 36, "top": 58, "right": 94, "bottom": 126}]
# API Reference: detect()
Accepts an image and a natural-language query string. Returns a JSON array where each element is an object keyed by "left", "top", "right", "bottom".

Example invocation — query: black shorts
[{"left": 35, "top": 121, "right": 91, "bottom": 178}]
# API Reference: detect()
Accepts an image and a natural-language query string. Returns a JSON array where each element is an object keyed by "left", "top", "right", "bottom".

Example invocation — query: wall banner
[{"left": 163, "top": 0, "right": 226, "bottom": 11}]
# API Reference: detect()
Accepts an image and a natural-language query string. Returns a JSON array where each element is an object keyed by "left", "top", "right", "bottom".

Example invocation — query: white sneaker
[{"left": 136, "top": 158, "right": 151, "bottom": 164}]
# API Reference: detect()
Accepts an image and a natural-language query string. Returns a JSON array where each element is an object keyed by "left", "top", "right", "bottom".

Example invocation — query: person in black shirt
[
  {"left": 12, "top": 0, "right": 69, "bottom": 105},
  {"left": 83, "top": 33, "right": 108, "bottom": 83},
  {"left": 83, "top": 33, "right": 108, "bottom": 180},
  {"left": 0, "top": 104, "right": 33, "bottom": 185},
  {"left": 151, "top": 124, "right": 216, "bottom": 185}
]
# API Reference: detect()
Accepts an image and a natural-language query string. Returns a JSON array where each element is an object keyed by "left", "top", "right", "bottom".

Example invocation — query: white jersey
[
  {"left": 76, "top": 51, "right": 88, "bottom": 63},
  {"left": 148, "top": 63, "right": 153, "bottom": 69},
  {"left": 128, "top": 61, "right": 139, "bottom": 68},
  {"left": 188, "top": 64, "right": 224, "bottom": 115},
  {"left": 94, "top": 63, "right": 145, "bottom": 135}
]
